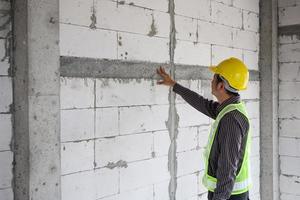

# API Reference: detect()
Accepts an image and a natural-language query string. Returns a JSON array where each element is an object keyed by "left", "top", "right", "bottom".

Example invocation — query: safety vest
[{"left": 202, "top": 102, "right": 252, "bottom": 195}]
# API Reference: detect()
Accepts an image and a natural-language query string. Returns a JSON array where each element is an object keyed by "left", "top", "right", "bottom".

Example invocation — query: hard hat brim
[{"left": 209, "top": 66, "right": 218, "bottom": 73}]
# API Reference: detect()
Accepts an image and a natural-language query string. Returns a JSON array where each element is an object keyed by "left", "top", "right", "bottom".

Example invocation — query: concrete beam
[
  {"left": 278, "top": 24, "right": 300, "bottom": 36},
  {"left": 13, "top": 0, "right": 61, "bottom": 199},
  {"left": 259, "top": 0, "right": 279, "bottom": 200},
  {"left": 60, "top": 56, "right": 260, "bottom": 81}
]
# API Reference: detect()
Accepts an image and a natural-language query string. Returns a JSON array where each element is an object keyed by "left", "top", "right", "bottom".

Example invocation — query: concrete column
[
  {"left": 13, "top": 0, "right": 60, "bottom": 200},
  {"left": 259, "top": 0, "right": 279, "bottom": 200}
]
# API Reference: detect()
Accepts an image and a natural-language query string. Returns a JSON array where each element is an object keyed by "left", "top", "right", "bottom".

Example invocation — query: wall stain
[
  {"left": 147, "top": 14, "right": 157, "bottom": 37},
  {"left": 89, "top": 6, "right": 97, "bottom": 29},
  {"left": 105, "top": 160, "right": 128, "bottom": 169}
]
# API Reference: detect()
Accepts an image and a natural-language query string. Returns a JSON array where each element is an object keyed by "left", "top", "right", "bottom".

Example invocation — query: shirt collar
[{"left": 216, "top": 94, "right": 241, "bottom": 114}]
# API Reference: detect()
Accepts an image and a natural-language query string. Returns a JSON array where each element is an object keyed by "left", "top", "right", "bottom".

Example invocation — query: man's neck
[{"left": 217, "top": 94, "right": 232, "bottom": 104}]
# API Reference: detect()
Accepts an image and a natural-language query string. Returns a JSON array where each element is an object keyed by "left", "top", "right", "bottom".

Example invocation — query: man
[{"left": 157, "top": 57, "right": 251, "bottom": 200}]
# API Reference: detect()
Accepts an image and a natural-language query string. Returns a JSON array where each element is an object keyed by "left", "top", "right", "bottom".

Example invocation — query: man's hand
[{"left": 156, "top": 66, "right": 176, "bottom": 87}]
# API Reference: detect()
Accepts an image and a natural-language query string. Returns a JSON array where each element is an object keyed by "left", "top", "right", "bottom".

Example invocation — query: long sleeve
[
  {"left": 172, "top": 83, "right": 219, "bottom": 119},
  {"left": 212, "top": 112, "right": 248, "bottom": 200}
]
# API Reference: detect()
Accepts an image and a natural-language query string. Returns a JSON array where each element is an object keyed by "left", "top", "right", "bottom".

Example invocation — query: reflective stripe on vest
[{"left": 202, "top": 102, "right": 252, "bottom": 195}]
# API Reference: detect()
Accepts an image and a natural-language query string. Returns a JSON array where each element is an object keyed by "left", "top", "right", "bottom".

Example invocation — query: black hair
[{"left": 215, "top": 74, "right": 239, "bottom": 96}]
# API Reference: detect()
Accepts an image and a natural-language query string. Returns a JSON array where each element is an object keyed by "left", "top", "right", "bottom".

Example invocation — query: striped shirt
[{"left": 173, "top": 83, "right": 249, "bottom": 200}]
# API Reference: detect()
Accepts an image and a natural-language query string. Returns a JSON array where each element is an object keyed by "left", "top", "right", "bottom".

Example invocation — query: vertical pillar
[
  {"left": 13, "top": 0, "right": 61, "bottom": 199},
  {"left": 259, "top": 0, "right": 279, "bottom": 199}
]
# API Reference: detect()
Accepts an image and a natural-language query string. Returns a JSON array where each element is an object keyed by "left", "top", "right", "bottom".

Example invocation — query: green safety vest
[{"left": 202, "top": 102, "right": 252, "bottom": 195}]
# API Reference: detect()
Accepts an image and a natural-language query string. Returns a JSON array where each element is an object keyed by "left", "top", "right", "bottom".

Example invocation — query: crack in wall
[{"left": 167, "top": 0, "right": 178, "bottom": 200}]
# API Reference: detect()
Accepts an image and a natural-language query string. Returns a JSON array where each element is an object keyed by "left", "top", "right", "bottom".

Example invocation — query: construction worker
[{"left": 157, "top": 57, "right": 251, "bottom": 200}]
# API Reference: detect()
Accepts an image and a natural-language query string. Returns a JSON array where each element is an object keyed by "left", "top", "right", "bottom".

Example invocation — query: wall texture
[
  {"left": 278, "top": 0, "right": 300, "bottom": 199},
  {"left": 0, "top": 0, "right": 13, "bottom": 199},
  {"left": 59, "top": 0, "right": 260, "bottom": 200}
]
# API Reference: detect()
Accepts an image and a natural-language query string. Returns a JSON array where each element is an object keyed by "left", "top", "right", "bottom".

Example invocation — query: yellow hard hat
[{"left": 209, "top": 57, "right": 249, "bottom": 91}]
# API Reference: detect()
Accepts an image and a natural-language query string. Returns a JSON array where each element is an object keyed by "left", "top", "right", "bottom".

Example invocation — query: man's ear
[{"left": 217, "top": 82, "right": 224, "bottom": 91}]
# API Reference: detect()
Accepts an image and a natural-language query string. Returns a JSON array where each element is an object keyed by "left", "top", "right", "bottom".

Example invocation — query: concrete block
[
  {"left": 197, "top": 21, "right": 233, "bottom": 47},
  {"left": 278, "top": 0, "right": 298, "bottom": 7},
  {"left": 59, "top": 0, "right": 93, "bottom": 26},
  {"left": 97, "top": 0, "right": 170, "bottom": 37},
  {"left": 251, "top": 118, "right": 260, "bottom": 137},
  {"left": 96, "top": 79, "right": 168, "bottom": 107},
  {"left": 279, "top": 43, "right": 300, "bottom": 63},
  {"left": 214, "top": 0, "right": 233, "bottom": 5},
  {"left": 154, "top": 180, "right": 169, "bottom": 200},
  {"left": 95, "top": 133, "right": 153, "bottom": 167},
  {"left": 175, "top": 80, "right": 202, "bottom": 104},
  {"left": 243, "top": 11, "right": 259, "bottom": 32},
  {"left": 211, "top": 1, "right": 243, "bottom": 28},
  {"left": 0, "top": 77, "right": 12, "bottom": 112},
  {"left": 279, "top": 137, "right": 300, "bottom": 157},
  {"left": 119, "top": 156, "right": 169, "bottom": 192},
  {"left": 239, "top": 81, "right": 260, "bottom": 100},
  {"left": 280, "top": 174, "right": 300, "bottom": 195},
  {"left": 249, "top": 174, "right": 260, "bottom": 195},
  {"left": 118, "top": 32, "right": 169, "bottom": 63},
  {"left": 198, "top": 170, "right": 207, "bottom": 194},
  {"left": 0, "top": 1, "right": 11, "bottom": 38},
  {"left": 174, "top": 0, "right": 210, "bottom": 21},
  {"left": 94, "top": 168, "right": 119, "bottom": 199},
  {"left": 198, "top": 192, "right": 209, "bottom": 200},
  {"left": 232, "top": 29, "right": 259, "bottom": 51},
  {"left": 281, "top": 193, "right": 300, "bottom": 200},
  {"left": 61, "top": 109, "right": 94, "bottom": 142},
  {"left": 116, "top": 0, "right": 169, "bottom": 12},
  {"left": 280, "top": 156, "right": 300, "bottom": 176},
  {"left": 61, "top": 141, "right": 94, "bottom": 175},
  {"left": 153, "top": 130, "right": 170, "bottom": 157},
  {"left": 279, "top": 34, "right": 300, "bottom": 44},
  {"left": 119, "top": 105, "right": 168, "bottom": 135},
  {"left": 198, "top": 125, "right": 210, "bottom": 148},
  {"left": 251, "top": 137, "right": 260, "bottom": 157},
  {"left": 279, "top": 119, "right": 300, "bottom": 138},
  {"left": 243, "top": 49, "right": 259, "bottom": 70},
  {"left": 62, "top": 170, "right": 96, "bottom": 200},
  {"left": 114, "top": 186, "right": 154, "bottom": 200},
  {"left": 279, "top": 5, "right": 300, "bottom": 26},
  {"left": 177, "top": 149, "right": 204, "bottom": 176},
  {"left": 176, "top": 174, "right": 198, "bottom": 200},
  {"left": 211, "top": 45, "right": 243, "bottom": 66},
  {"left": 0, "top": 114, "right": 12, "bottom": 151},
  {"left": 279, "top": 63, "right": 300, "bottom": 81},
  {"left": 244, "top": 101, "right": 259, "bottom": 119},
  {"left": 176, "top": 103, "right": 210, "bottom": 128},
  {"left": 232, "top": 0, "right": 259, "bottom": 13},
  {"left": 95, "top": 107, "right": 119, "bottom": 138},
  {"left": 152, "top": 11, "right": 171, "bottom": 38},
  {"left": 60, "top": 23, "right": 117, "bottom": 59},
  {"left": 0, "top": 188, "right": 13, "bottom": 200},
  {"left": 0, "top": 151, "right": 13, "bottom": 188},
  {"left": 279, "top": 100, "right": 300, "bottom": 119},
  {"left": 175, "top": 15, "right": 198, "bottom": 42},
  {"left": 0, "top": 40, "right": 10, "bottom": 76},
  {"left": 280, "top": 82, "right": 300, "bottom": 100},
  {"left": 174, "top": 40, "right": 211, "bottom": 66},
  {"left": 60, "top": 77, "right": 94, "bottom": 109},
  {"left": 249, "top": 193, "right": 261, "bottom": 200},
  {"left": 250, "top": 156, "right": 260, "bottom": 178},
  {"left": 177, "top": 127, "right": 198, "bottom": 152}
]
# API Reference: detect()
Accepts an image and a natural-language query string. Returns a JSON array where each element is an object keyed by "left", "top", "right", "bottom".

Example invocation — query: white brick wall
[
  {"left": 279, "top": 5, "right": 300, "bottom": 26},
  {"left": 279, "top": 2, "right": 300, "bottom": 199},
  {"left": 211, "top": 1, "right": 243, "bottom": 28},
  {"left": 60, "top": 0, "right": 260, "bottom": 199},
  {"left": 0, "top": 1, "right": 13, "bottom": 199}
]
